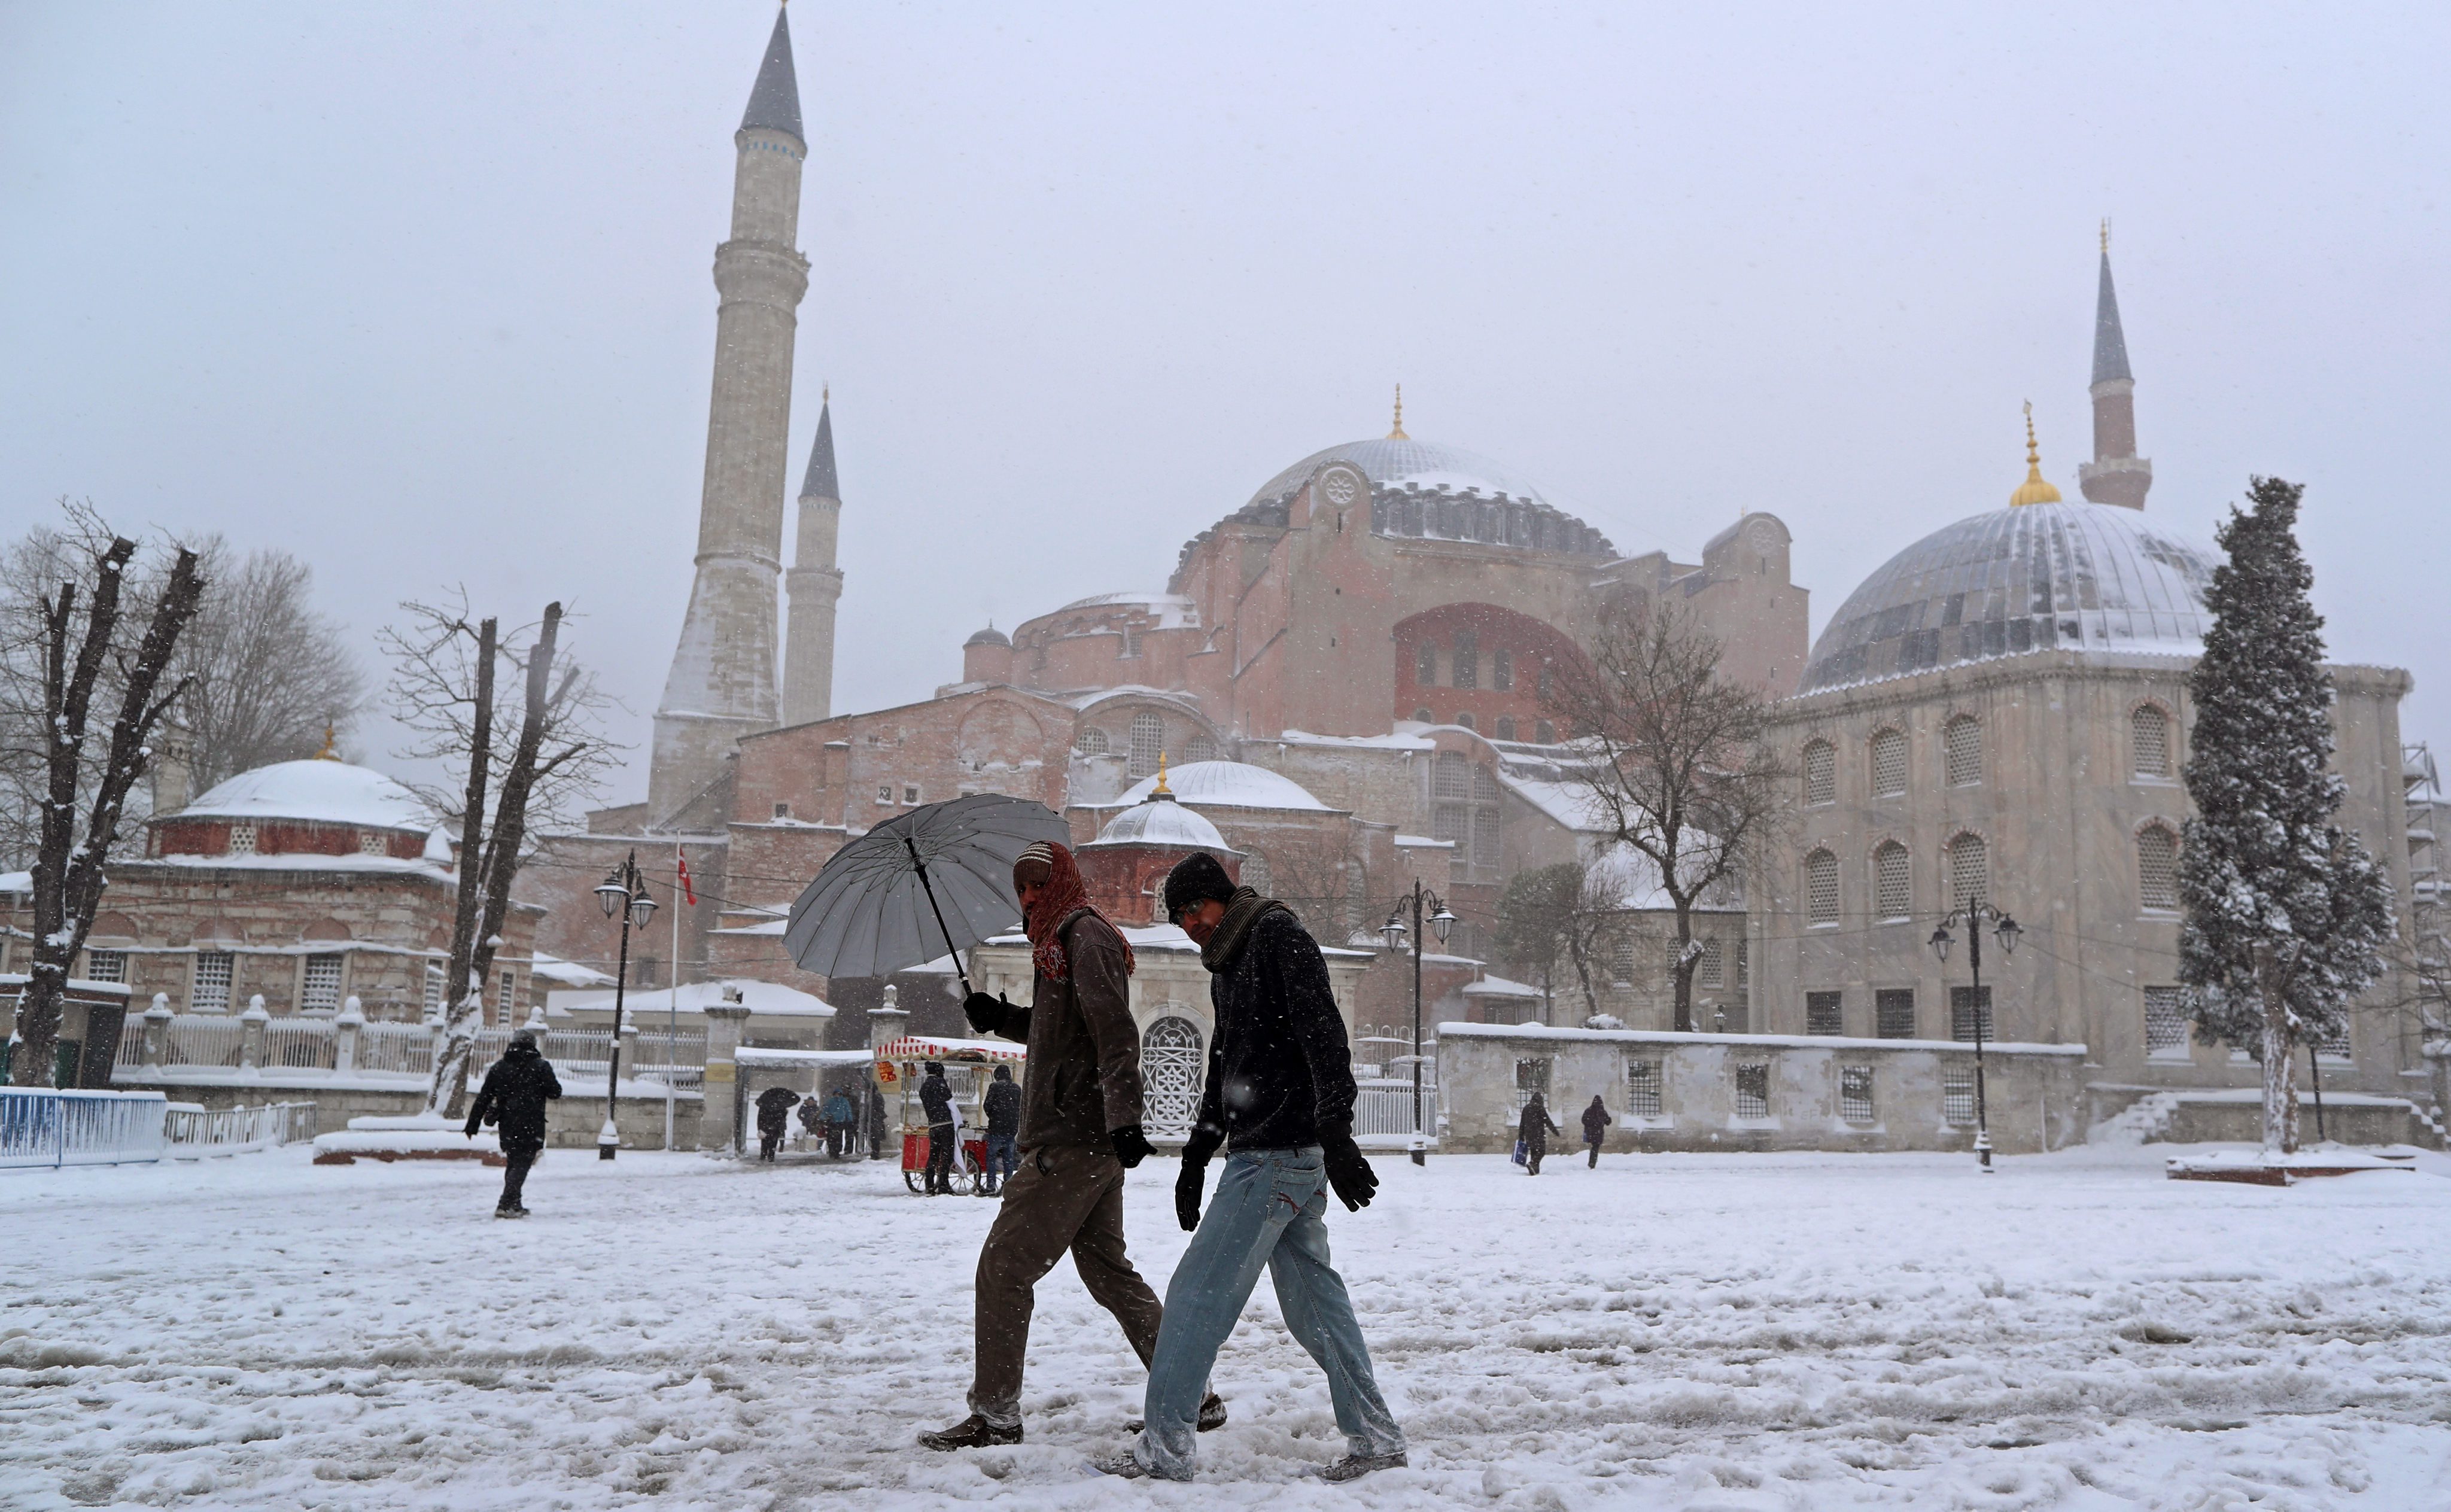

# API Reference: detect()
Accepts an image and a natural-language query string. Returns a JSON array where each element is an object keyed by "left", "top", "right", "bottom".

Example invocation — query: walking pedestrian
[
  {"left": 1519, "top": 1091, "right": 1559, "bottom": 1176},
  {"left": 920, "top": 840, "right": 1184, "bottom": 1451},
  {"left": 822, "top": 1088, "right": 857, "bottom": 1158},
  {"left": 755, "top": 1084, "right": 800, "bottom": 1163},
  {"left": 1581, "top": 1094, "right": 1609, "bottom": 1168},
  {"left": 464, "top": 1029, "right": 562, "bottom": 1218},
  {"left": 981, "top": 1063, "right": 1021, "bottom": 1195},
  {"left": 1096, "top": 851, "right": 1405, "bottom": 1484},
  {"left": 796, "top": 1091, "right": 824, "bottom": 1152},
  {"left": 919, "top": 1063, "right": 957, "bottom": 1194}
]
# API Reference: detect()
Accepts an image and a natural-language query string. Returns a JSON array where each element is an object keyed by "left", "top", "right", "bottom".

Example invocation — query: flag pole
[{"left": 667, "top": 841, "right": 682, "bottom": 1152}]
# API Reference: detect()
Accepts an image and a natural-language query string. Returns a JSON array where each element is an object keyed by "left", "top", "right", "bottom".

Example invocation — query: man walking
[
  {"left": 464, "top": 1029, "right": 561, "bottom": 1218},
  {"left": 822, "top": 1088, "right": 857, "bottom": 1158},
  {"left": 919, "top": 1062, "right": 956, "bottom": 1194},
  {"left": 920, "top": 840, "right": 1186, "bottom": 1450},
  {"left": 755, "top": 1084, "right": 800, "bottom": 1163},
  {"left": 1099, "top": 852, "right": 1406, "bottom": 1484},
  {"left": 1519, "top": 1091, "right": 1559, "bottom": 1175},
  {"left": 1581, "top": 1093, "right": 1610, "bottom": 1169},
  {"left": 981, "top": 1063, "right": 1021, "bottom": 1197}
]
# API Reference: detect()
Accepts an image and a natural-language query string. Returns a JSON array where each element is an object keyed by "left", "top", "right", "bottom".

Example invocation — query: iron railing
[{"left": 162, "top": 1100, "right": 318, "bottom": 1152}]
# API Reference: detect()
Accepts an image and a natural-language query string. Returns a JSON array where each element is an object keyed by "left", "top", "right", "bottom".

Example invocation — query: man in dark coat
[
  {"left": 981, "top": 1063, "right": 1022, "bottom": 1196},
  {"left": 1097, "top": 852, "right": 1404, "bottom": 1484},
  {"left": 822, "top": 1090, "right": 857, "bottom": 1158},
  {"left": 919, "top": 1063, "right": 957, "bottom": 1194},
  {"left": 921, "top": 840, "right": 1172, "bottom": 1451},
  {"left": 755, "top": 1084, "right": 801, "bottom": 1163},
  {"left": 464, "top": 1030, "right": 562, "bottom": 1218},
  {"left": 1581, "top": 1094, "right": 1610, "bottom": 1168},
  {"left": 1519, "top": 1092, "right": 1560, "bottom": 1175}
]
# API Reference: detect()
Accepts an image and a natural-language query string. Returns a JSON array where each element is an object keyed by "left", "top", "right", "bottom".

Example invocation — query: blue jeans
[
  {"left": 984, "top": 1134, "right": 1018, "bottom": 1187},
  {"left": 1135, "top": 1146, "right": 1404, "bottom": 1480}
]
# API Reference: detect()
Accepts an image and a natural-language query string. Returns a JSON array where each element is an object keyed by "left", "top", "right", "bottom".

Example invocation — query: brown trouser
[{"left": 968, "top": 1141, "right": 1163, "bottom": 1426}]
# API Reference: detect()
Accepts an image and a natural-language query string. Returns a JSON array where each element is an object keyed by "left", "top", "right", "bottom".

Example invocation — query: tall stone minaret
[
  {"left": 783, "top": 389, "right": 844, "bottom": 726},
  {"left": 2077, "top": 221, "right": 2153, "bottom": 510},
  {"left": 649, "top": 7, "right": 810, "bottom": 822}
]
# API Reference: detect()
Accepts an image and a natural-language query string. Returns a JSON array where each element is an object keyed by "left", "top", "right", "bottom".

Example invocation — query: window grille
[
  {"left": 773, "top": 802, "right": 792, "bottom": 820},
  {"left": 229, "top": 823, "right": 257, "bottom": 856},
  {"left": 1942, "top": 1076, "right": 1976, "bottom": 1125},
  {"left": 1950, "top": 985, "right": 1994, "bottom": 1043},
  {"left": 2138, "top": 826, "right": 2179, "bottom": 911},
  {"left": 1806, "top": 991, "right": 1843, "bottom": 1035},
  {"left": 1433, "top": 804, "right": 1467, "bottom": 854},
  {"left": 1075, "top": 726, "right": 1109, "bottom": 754},
  {"left": 1699, "top": 939, "right": 1723, "bottom": 988},
  {"left": 1473, "top": 765, "right": 1500, "bottom": 802},
  {"left": 902, "top": 784, "right": 921, "bottom": 805},
  {"left": 1470, "top": 808, "right": 1501, "bottom": 875},
  {"left": 1840, "top": 1066, "right": 1875, "bottom": 1122},
  {"left": 1874, "top": 841, "right": 1912, "bottom": 918},
  {"left": 1514, "top": 1056, "right": 1551, "bottom": 1109},
  {"left": 302, "top": 954, "right": 343, "bottom": 1013},
  {"left": 1805, "top": 849, "right": 1839, "bottom": 926},
  {"left": 1944, "top": 716, "right": 1982, "bottom": 787},
  {"left": 1610, "top": 937, "right": 1635, "bottom": 984},
  {"left": 1452, "top": 631, "right": 1479, "bottom": 689},
  {"left": 1416, "top": 641, "right": 1438, "bottom": 684},
  {"left": 1121, "top": 626, "right": 1142, "bottom": 658},
  {"left": 1139, "top": 1018, "right": 1205, "bottom": 1139},
  {"left": 1494, "top": 717, "right": 1517, "bottom": 742},
  {"left": 424, "top": 962, "right": 445, "bottom": 1015},
  {"left": 1872, "top": 729, "right": 1909, "bottom": 796},
  {"left": 1626, "top": 1060, "right": 1661, "bottom": 1118},
  {"left": 1492, "top": 647, "right": 1513, "bottom": 690},
  {"left": 1537, "top": 664, "right": 1555, "bottom": 702},
  {"left": 1734, "top": 937, "right": 1748, "bottom": 989},
  {"left": 1876, "top": 988, "right": 1916, "bottom": 1039},
  {"left": 1534, "top": 719, "right": 1557, "bottom": 744},
  {"left": 1947, "top": 832, "right": 1988, "bottom": 908},
  {"left": 84, "top": 949, "right": 127, "bottom": 985},
  {"left": 193, "top": 951, "right": 234, "bottom": 1013},
  {"left": 2315, "top": 1019, "right": 2350, "bottom": 1057},
  {"left": 496, "top": 971, "right": 518, "bottom": 1024},
  {"left": 875, "top": 784, "right": 893, "bottom": 805},
  {"left": 1129, "top": 714, "right": 1163, "bottom": 778},
  {"left": 2133, "top": 704, "right": 2171, "bottom": 777},
  {"left": 1803, "top": 740, "right": 1835, "bottom": 805},
  {"left": 1734, "top": 1063, "right": 1769, "bottom": 1118},
  {"left": 358, "top": 830, "right": 387, "bottom": 856},
  {"left": 1240, "top": 853, "right": 1270, "bottom": 896},
  {"left": 1184, "top": 736, "right": 1217, "bottom": 765},
  {"left": 2143, "top": 985, "right": 2189, "bottom": 1055},
  {"left": 1433, "top": 751, "right": 1469, "bottom": 799}
]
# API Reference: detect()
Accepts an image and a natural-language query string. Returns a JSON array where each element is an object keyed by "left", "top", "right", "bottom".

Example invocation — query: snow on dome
[
  {"left": 964, "top": 624, "right": 1010, "bottom": 648},
  {"left": 1800, "top": 500, "right": 2219, "bottom": 693},
  {"left": 1105, "top": 760, "right": 1328, "bottom": 811},
  {"left": 173, "top": 760, "right": 434, "bottom": 832},
  {"left": 1088, "top": 796, "right": 1233, "bottom": 852},
  {"left": 1244, "top": 437, "right": 1552, "bottom": 512}
]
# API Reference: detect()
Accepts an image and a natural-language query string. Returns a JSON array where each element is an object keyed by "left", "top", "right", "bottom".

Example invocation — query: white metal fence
[
  {"left": 166, "top": 1015, "right": 247, "bottom": 1069},
  {"left": 261, "top": 1017, "right": 337, "bottom": 1069},
  {"left": 1, "top": 1088, "right": 169, "bottom": 1169},
  {"left": 357, "top": 1021, "right": 435, "bottom": 1076},
  {"left": 162, "top": 1100, "right": 318, "bottom": 1153},
  {"left": 1354, "top": 1079, "right": 1435, "bottom": 1140}
]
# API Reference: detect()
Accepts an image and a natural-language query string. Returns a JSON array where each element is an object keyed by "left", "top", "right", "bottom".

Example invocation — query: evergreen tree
[{"left": 2178, "top": 477, "right": 2392, "bottom": 1152}]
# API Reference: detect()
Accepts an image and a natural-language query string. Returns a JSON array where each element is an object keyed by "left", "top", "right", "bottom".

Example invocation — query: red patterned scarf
[{"left": 1018, "top": 841, "right": 1135, "bottom": 980}]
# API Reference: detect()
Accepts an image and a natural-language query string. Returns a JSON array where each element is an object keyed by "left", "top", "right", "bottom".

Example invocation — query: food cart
[{"left": 873, "top": 1033, "right": 1026, "bottom": 1195}]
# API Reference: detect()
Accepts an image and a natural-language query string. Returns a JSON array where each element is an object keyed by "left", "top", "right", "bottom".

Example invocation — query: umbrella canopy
[{"left": 783, "top": 793, "right": 1072, "bottom": 985}]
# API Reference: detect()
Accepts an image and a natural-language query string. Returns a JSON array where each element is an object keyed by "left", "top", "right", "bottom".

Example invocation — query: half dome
[{"left": 1800, "top": 501, "right": 2219, "bottom": 693}]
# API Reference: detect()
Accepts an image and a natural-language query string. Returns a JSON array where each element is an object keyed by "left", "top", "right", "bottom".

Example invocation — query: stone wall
[{"left": 110, "top": 1077, "right": 702, "bottom": 1149}]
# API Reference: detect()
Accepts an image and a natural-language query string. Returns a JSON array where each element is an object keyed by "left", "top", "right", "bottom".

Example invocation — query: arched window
[
  {"left": 1494, "top": 716, "right": 1518, "bottom": 742},
  {"left": 1871, "top": 728, "right": 1909, "bottom": 797},
  {"left": 1129, "top": 713, "right": 1163, "bottom": 778},
  {"left": 1434, "top": 751, "right": 1470, "bottom": 799},
  {"left": 1491, "top": 647, "right": 1514, "bottom": 690},
  {"left": 2138, "top": 825, "right": 2179, "bottom": 911},
  {"left": 1075, "top": 726, "right": 1109, "bottom": 755},
  {"left": 1184, "top": 735, "right": 1217, "bottom": 765},
  {"left": 1412, "top": 708, "right": 1434, "bottom": 723},
  {"left": 1139, "top": 1017, "right": 1205, "bottom": 1139},
  {"left": 1805, "top": 849, "right": 1840, "bottom": 926},
  {"left": 2133, "top": 704, "right": 2171, "bottom": 778},
  {"left": 1534, "top": 720, "right": 1557, "bottom": 744},
  {"left": 1944, "top": 716, "right": 1982, "bottom": 787},
  {"left": 1947, "top": 832, "right": 1988, "bottom": 908},
  {"left": 1610, "top": 936, "right": 1635, "bottom": 984},
  {"left": 1452, "top": 631, "right": 1479, "bottom": 689},
  {"left": 1415, "top": 640, "right": 1437, "bottom": 685},
  {"left": 1456, "top": 711, "right": 1476, "bottom": 731},
  {"left": 1803, "top": 740, "right": 1835, "bottom": 805},
  {"left": 1874, "top": 840, "right": 1911, "bottom": 918}
]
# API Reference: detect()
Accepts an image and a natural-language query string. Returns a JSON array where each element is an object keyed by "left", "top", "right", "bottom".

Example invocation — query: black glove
[
  {"left": 1110, "top": 1124, "right": 1156, "bottom": 1169},
  {"left": 1322, "top": 1134, "right": 1379, "bottom": 1212},
  {"left": 962, "top": 991, "right": 1009, "bottom": 1035},
  {"left": 1175, "top": 1127, "right": 1223, "bottom": 1232}
]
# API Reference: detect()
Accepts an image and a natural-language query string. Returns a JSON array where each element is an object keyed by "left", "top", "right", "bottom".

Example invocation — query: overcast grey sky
[{"left": 4, "top": 2, "right": 2444, "bottom": 804}]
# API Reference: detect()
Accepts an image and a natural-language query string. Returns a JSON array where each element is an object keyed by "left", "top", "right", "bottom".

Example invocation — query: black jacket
[
  {"left": 756, "top": 1085, "right": 800, "bottom": 1136},
  {"left": 1192, "top": 905, "right": 1357, "bottom": 1152},
  {"left": 1581, "top": 1099, "right": 1610, "bottom": 1142},
  {"left": 919, "top": 1072, "right": 955, "bottom": 1129},
  {"left": 1519, "top": 1099, "right": 1559, "bottom": 1149},
  {"left": 466, "top": 1043, "right": 562, "bottom": 1150},
  {"left": 983, "top": 1076, "right": 1023, "bottom": 1138}
]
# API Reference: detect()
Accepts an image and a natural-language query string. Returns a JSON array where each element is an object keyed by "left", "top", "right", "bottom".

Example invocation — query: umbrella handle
[{"left": 904, "top": 835, "right": 975, "bottom": 997}]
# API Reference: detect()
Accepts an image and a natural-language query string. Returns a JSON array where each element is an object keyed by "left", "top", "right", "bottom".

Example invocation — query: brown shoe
[
  {"left": 919, "top": 1414, "right": 1022, "bottom": 1451},
  {"left": 1124, "top": 1392, "right": 1227, "bottom": 1434}
]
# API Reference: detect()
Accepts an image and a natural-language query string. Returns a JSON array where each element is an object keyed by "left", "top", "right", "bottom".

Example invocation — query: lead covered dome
[
  {"left": 174, "top": 760, "right": 434, "bottom": 832},
  {"left": 1801, "top": 500, "right": 2220, "bottom": 693}
]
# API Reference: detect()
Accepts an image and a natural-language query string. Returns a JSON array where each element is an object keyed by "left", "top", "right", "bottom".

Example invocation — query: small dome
[
  {"left": 1088, "top": 796, "right": 1234, "bottom": 853},
  {"left": 1109, "top": 760, "right": 1330, "bottom": 811},
  {"left": 1801, "top": 501, "right": 2218, "bottom": 693},
  {"left": 965, "top": 625, "right": 1010, "bottom": 649},
  {"left": 171, "top": 760, "right": 433, "bottom": 832}
]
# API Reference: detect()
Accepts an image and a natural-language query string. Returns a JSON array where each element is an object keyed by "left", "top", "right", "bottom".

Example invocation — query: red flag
[{"left": 677, "top": 851, "right": 697, "bottom": 906}]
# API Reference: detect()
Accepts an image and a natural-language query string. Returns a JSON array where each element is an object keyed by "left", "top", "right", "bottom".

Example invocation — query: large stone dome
[
  {"left": 1800, "top": 501, "right": 2220, "bottom": 693},
  {"left": 1244, "top": 437, "right": 1553, "bottom": 513}
]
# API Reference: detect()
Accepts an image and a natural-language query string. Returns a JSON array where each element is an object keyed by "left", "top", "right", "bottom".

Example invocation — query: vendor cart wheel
[
  {"left": 904, "top": 1169, "right": 926, "bottom": 1194},
  {"left": 946, "top": 1166, "right": 974, "bottom": 1196}
]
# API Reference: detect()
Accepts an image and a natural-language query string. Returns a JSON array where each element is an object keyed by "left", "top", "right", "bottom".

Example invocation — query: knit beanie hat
[{"left": 1161, "top": 851, "right": 1237, "bottom": 920}]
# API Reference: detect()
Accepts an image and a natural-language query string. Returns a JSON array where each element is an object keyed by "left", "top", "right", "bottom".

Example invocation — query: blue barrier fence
[{"left": 0, "top": 1088, "right": 168, "bottom": 1169}]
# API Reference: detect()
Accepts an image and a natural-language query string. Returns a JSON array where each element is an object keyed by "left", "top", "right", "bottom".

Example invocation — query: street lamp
[
  {"left": 1928, "top": 893, "right": 2020, "bottom": 1173},
  {"left": 1381, "top": 881, "right": 1454, "bottom": 1167},
  {"left": 595, "top": 850, "right": 658, "bottom": 1160}
]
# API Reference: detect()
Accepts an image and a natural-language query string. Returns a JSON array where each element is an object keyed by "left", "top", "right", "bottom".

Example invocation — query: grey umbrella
[{"left": 783, "top": 793, "right": 1072, "bottom": 993}]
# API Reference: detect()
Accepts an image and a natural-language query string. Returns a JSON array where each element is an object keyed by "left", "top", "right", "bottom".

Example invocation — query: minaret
[
  {"left": 2077, "top": 221, "right": 2153, "bottom": 510},
  {"left": 649, "top": 7, "right": 810, "bottom": 822},
  {"left": 783, "top": 388, "right": 844, "bottom": 726}
]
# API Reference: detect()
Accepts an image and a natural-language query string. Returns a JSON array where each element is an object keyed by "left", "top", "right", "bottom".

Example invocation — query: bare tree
[
  {"left": 165, "top": 537, "right": 366, "bottom": 792},
  {"left": 1547, "top": 601, "right": 1786, "bottom": 1032},
  {"left": 381, "top": 595, "right": 619, "bottom": 1116},
  {"left": 1, "top": 505, "right": 204, "bottom": 1085},
  {"left": 1494, "top": 861, "right": 1611, "bottom": 1022},
  {"left": 1260, "top": 827, "right": 1373, "bottom": 943}
]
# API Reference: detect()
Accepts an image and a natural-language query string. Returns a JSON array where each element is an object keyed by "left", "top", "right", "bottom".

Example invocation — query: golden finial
[
  {"left": 1388, "top": 385, "right": 1408, "bottom": 440},
  {"left": 1152, "top": 752, "right": 1172, "bottom": 797},
  {"left": 2009, "top": 401, "right": 2063, "bottom": 506},
  {"left": 2100, "top": 217, "right": 2110, "bottom": 255},
  {"left": 315, "top": 724, "right": 338, "bottom": 760},
  {"left": 822, "top": 381, "right": 829, "bottom": 404}
]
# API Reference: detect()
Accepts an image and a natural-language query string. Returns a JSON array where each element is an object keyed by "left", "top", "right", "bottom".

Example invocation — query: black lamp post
[
  {"left": 592, "top": 850, "right": 659, "bottom": 1160},
  {"left": 1380, "top": 881, "right": 1455, "bottom": 1167},
  {"left": 1927, "top": 893, "right": 2021, "bottom": 1172}
]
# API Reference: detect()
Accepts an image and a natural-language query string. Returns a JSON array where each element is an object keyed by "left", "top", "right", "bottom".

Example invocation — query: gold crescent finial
[
  {"left": 1388, "top": 384, "right": 1408, "bottom": 440},
  {"left": 2100, "top": 217, "right": 2110, "bottom": 254},
  {"left": 822, "top": 381, "right": 829, "bottom": 404},
  {"left": 315, "top": 724, "right": 338, "bottom": 760},
  {"left": 2010, "top": 401, "right": 2062, "bottom": 506},
  {"left": 1152, "top": 752, "right": 1172, "bottom": 796}
]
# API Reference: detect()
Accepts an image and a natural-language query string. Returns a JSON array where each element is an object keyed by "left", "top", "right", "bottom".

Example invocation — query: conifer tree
[{"left": 2178, "top": 477, "right": 2392, "bottom": 1152}]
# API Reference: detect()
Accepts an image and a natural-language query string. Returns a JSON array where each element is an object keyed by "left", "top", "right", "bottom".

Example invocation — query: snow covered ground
[{"left": 5, "top": 1143, "right": 2449, "bottom": 1510}]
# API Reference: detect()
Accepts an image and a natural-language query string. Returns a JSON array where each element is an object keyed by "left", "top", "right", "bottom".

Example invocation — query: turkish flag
[{"left": 677, "top": 851, "right": 697, "bottom": 906}]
